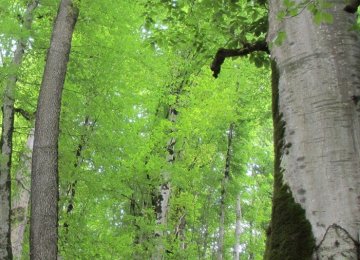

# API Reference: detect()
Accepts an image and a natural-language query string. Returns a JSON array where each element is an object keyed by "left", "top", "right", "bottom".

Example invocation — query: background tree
[
  {"left": 0, "top": 1, "right": 38, "bottom": 258},
  {"left": 0, "top": 0, "right": 274, "bottom": 258},
  {"left": 30, "top": 0, "right": 78, "bottom": 258}
]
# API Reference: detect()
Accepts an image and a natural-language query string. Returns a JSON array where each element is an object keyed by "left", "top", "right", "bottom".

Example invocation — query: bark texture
[
  {"left": 152, "top": 107, "right": 175, "bottom": 259},
  {"left": 0, "top": 2, "right": 38, "bottom": 259},
  {"left": 30, "top": 1, "right": 78, "bottom": 259},
  {"left": 266, "top": 0, "right": 360, "bottom": 258},
  {"left": 11, "top": 130, "right": 34, "bottom": 259}
]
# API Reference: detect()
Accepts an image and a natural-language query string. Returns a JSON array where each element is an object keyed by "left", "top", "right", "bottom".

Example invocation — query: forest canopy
[
  {"left": 8, "top": 0, "right": 351, "bottom": 259},
  {"left": 3, "top": 0, "right": 360, "bottom": 259}
]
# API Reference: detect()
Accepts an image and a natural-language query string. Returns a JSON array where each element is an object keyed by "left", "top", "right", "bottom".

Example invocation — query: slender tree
[
  {"left": 218, "top": 123, "right": 234, "bottom": 260},
  {"left": 30, "top": 0, "right": 78, "bottom": 259},
  {"left": 0, "top": 2, "right": 38, "bottom": 258},
  {"left": 233, "top": 193, "right": 242, "bottom": 260},
  {"left": 265, "top": 1, "right": 360, "bottom": 258},
  {"left": 11, "top": 128, "right": 34, "bottom": 259}
]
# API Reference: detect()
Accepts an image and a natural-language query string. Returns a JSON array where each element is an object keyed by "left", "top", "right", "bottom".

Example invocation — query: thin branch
[{"left": 14, "top": 107, "right": 35, "bottom": 121}]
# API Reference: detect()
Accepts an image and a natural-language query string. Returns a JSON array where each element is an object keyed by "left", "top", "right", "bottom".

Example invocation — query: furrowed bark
[
  {"left": 0, "top": 1, "right": 38, "bottom": 259},
  {"left": 30, "top": 0, "right": 78, "bottom": 259},
  {"left": 266, "top": 0, "right": 360, "bottom": 258}
]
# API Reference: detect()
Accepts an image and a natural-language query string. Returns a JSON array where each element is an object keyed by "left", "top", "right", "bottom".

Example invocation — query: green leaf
[
  {"left": 274, "top": 31, "right": 286, "bottom": 46},
  {"left": 283, "top": 0, "right": 296, "bottom": 8},
  {"left": 318, "top": 0, "right": 334, "bottom": 9},
  {"left": 321, "top": 12, "right": 333, "bottom": 24},
  {"left": 277, "top": 10, "right": 286, "bottom": 20},
  {"left": 314, "top": 11, "right": 333, "bottom": 25},
  {"left": 307, "top": 3, "right": 317, "bottom": 14}
]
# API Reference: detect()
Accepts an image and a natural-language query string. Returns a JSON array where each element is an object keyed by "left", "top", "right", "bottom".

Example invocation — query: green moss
[{"left": 264, "top": 61, "right": 315, "bottom": 260}]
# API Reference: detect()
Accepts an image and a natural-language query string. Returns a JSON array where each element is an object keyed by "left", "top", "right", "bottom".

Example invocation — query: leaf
[
  {"left": 277, "top": 10, "right": 286, "bottom": 20},
  {"left": 283, "top": 0, "right": 296, "bottom": 8},
  {"left": 306, "top": 2, "right": 317, "bottom": 14},
  {"left": 314, "top": 11, "right": 333, "bottom": 25},
  {"left": 321, "top": 12, "right": 333, "bottom": 24},
  {"left": 318, "top": 0, "right": 334, "bottom": 9},
  {"left": 274, "top": 31, "right": 286, "bottom": 46}
]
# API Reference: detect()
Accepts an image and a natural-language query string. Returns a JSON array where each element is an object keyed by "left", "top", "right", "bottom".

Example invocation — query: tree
[
  {"left": 218, "top": 123, "right": 234, "bottom": 260},
  {"left": 0, "top": 1, "right": 38, "bottom": 258},
  {"left": 0, "top": 0, "right": 275, "bottom": 257},
  {"left": 30, "top": 0, "right": 78, "bottom": 259},
  {"left": 11, "top": 128, "right": 34, "bottom": 259},
  {"left": 265, "top": 1, "right": 360, "bottom": 259}
]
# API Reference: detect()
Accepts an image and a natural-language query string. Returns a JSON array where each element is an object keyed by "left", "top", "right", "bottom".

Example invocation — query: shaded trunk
[
  {"left": 174, "top": 207, "right": 186, "bottom": 250},
  {"left": 233, "top": 193, "right": 242, "bottom": 260},
  {"left": 0, "top": 1, "right": 38, "bottom": 258},
  {"left": 152, "top": 107, "right": 176, "bottom": 260},
  {"left": 11, "top": 130, "right": 34, "bottom": 259},
  {"left": 266, "top": 1, "right": 360, "bottom": 258},
  {"left": 64, "top": 116, "right": 95, "bottom": 231},
  {"left": 30, "top": 1, "right": 78, "bottom": 259},
  {"left": 152, "top": 69, "right": 192, "bottom": 258},
  {"left": 218, "top": 123, "right": 234, "bottom": 260}
]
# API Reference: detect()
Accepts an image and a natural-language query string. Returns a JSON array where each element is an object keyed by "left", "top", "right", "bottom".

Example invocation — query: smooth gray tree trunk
[
  {"left": 0, "top": 1, "right": 38, "bottom": 259},
  {"left": 30, "top": 0, "right": 78, "bottom": 259},
  {"left": 266, "top": 0, "right": 360, "bottom": 258},
  {"left": 11, "top": 130, "right": 34, "bottom": 259},
  {"left": 152, "top": 107, "right": 175, "bottom": 260}
]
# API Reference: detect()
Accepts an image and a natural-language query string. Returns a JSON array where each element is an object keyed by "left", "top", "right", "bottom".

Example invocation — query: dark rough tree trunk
[
  {"left": 265, "top": 0, "right": 360, "bottom": 259},
  {"left": 62, "top": 116, "right": 95, "bottom": 238},
  {"left": 0, "top": 1, "right": 38, "bottom": 259},
  {"left": 30, "top": 0, "right": 78, "bottom": 259}
]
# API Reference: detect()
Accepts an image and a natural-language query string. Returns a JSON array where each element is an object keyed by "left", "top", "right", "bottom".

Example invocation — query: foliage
[{"left": 0, "top": 0, "right": 273, "bottom": 258}]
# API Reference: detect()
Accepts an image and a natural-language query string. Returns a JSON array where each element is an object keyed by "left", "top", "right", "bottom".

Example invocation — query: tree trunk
[
  {"left": 63, "top": 117, "right": 95, "bottom": 232},
  {"left": 266, "top": 1, "right": 360, "bottom": 258},
  {"left": 218, "top": 123, "right": 234, "bottom": 260},
  {"left": 0, "top": 1, "right": 38, "bottom": 258},
  {"left": 233, "top": 193, "right": 242, "bottom": 260},
  {"left": 11, "top": 129, "right": 34, "bottom": 259},
  {"left": 30, "top": 1, "right": 78, "bottom": 259},
  {"left": 152, "top": 107, "right": 175, "bottom": 260}
]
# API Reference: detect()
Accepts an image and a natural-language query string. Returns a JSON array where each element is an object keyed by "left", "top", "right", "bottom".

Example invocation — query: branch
[
  {"left": 210, "top": 41, "right": 269, "bottom": 78},
  {"left": 14, "top": 107, "right": 35, "bottom": 121},
  {"left": 344, "top": 0, "right": 360, "bottom": 13}
]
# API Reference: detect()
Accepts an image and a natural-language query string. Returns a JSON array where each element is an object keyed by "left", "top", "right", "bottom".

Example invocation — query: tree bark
[
  {"left": 233, "top": 193, "right": 242, "bottom": 260},
  {"left": 0, "top": 1, "right": 38, "bottom": 259},
  {"left": 30, "top": 1, "right": 78, "bottom": 259},
  {"left": 218, "top": 123, "right": 234, "bottom": 260},
  {"left": 152, "top": 107, "right": 175, "bottom": 259},
  {"left": 11, "top": 129, "right": 34, "bottom": 259},
  {"left": 152, "top": 66, "right": 194, "bottom": 258},
  {"left": 266, "top": 1, "right": 360, "bottom": 258}
]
